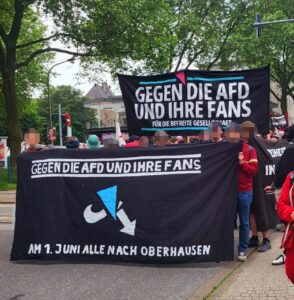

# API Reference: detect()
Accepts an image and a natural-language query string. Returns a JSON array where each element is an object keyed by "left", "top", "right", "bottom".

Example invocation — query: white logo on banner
[{"left": 83, "top": 186, "right": 136, "bottom": 236}]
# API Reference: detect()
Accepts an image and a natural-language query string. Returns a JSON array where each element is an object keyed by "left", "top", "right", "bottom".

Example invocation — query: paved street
[
  {"left": 0, "top": 205, "right": 235, "bottom": 300},
  {"left": 1, "top": 202, "right": 294, "bottom": 300}
]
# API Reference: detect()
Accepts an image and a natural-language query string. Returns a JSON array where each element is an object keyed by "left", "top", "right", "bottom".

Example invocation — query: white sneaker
[
  {"left": 238, "top": 252, "right": 247, "bottom": 261},
  {"left": 272, "top": 254, "right": 285, "bottom": 265}
]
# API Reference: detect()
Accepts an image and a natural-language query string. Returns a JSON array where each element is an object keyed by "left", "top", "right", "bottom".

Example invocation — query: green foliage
[
  {"left": 0, "top": 181, "right": 16, "bottom": 191},
  {"left": 38, "top": 85, "right": 96, "bottom": 143},
  {"left": 0, "top": 167, "right": 17, "bottom": 190},
  {"left": 15, "top": 9, "right": 53, "bottom": 112},
  {"left": 21, "top": 99, "right": 47, "bottom": 140},
  {"left": 0, "top": 0, "right": 14, "bottom": 34},
  {"left": 2, "top": 0, "right": 294, "bottom": 155},
  {"left": 64, "top": 0, "right": 255, "bottom": 74},
  {"left": 218, "top": 0, "right": 294, "bottom": 113},
  {"left": 0, "top": 4, "right": 53, "bottom": 135}
]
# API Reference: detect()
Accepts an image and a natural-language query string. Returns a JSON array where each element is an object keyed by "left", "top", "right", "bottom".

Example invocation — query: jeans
[{"left": 237, "top": 191, "right": 253, "bottom": 253}]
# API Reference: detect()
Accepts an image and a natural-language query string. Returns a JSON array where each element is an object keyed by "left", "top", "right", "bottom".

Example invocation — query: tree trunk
[
  {"left": 2, "top": 69, "right": 22, "bottom": 170},
  {"left": 280, "top": 85, "right": 288, "bottom": 115}
]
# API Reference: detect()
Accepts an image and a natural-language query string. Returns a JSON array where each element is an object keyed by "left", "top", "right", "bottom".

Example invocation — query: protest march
[
  {"left": 2, "top": 3, "right": 294, "bottom": 299},
  {"left": 9, "top": 67, "right": 294, "bottom": 286}
]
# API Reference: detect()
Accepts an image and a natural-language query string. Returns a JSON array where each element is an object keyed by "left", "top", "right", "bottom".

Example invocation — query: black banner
[
  {"left": 11, "top": 142, "right": 241, "bottom": 263},
  {"left": 251, "top": 137, "right": 288, "bottom": 231},
  {"left": 118, "top": 66, "right": 270, "bottom": 136}
]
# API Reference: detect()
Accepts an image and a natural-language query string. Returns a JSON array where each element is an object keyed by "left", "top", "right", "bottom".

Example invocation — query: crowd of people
[{"left": 21, "top": 122, "right": 294, "bottom": 284}]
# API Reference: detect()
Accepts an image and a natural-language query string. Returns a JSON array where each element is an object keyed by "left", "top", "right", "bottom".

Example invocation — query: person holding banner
[
  {"left": 198, "top": 130, "right": 210, "bottom": 143},
  {"left": 125, "top": 135, "right": 140, "bottom": 147},
  {"left": 154, "top": 130, "right": 170, "bottom": 147},
  {"left": 23, "top": 128, "right": 44, "bottom": 152},
  {"left": 274, "top": 125, "right": 294, "bottom": 188},
  {"left": 264, "top": 125, "right": 294, "bottom": 206},
  {"left": 264, "top": 125, "right": 294, "bottom": 265},
  {"left": 65, "top": 136, "right": 80, "bottom": 149},
  {"left": 224, "top": 122, "right": 241, "bottom": 144},
  {"left": 277, "top": 172, "right": 294, "bottom": 284},
  {"left": 208, "top": 121, "right": 224, "bottom": 143},
  {"left": 248, "top": 134, "right": 289, "bottom": 253},
  {"left": 237, "top": 121, "right": 258, "bottom": 261},
  {"left": 86, "top": 135, "right": 102, "bottom": 149}
]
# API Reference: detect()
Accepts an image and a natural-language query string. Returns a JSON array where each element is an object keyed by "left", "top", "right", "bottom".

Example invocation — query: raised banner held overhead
[
  {"left": 118, "top": 66, "right": 270, "bottom": 136},
  {"left": 270, "top": 115, "right": 288, "bottom": 131},
  {"left": 11, "top": 142, "right": 241, "bottom": 263}
]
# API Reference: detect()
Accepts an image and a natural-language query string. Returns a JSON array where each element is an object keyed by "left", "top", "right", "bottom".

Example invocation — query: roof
[
  {"left": 84, "top": 96, "right": 123, "bottom": 107},
  {"left": 85, "top": 83, "right": 115, "bottom": 100}
]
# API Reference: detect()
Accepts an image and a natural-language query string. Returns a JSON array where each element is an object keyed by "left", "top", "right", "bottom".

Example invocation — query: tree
[
  {"left": 218, "top": 0, "right": 294, "bottom": 114},
  {"left": 167, "top": 0, "right": 256, "bottom": 72},
  {"left": 0, "top": 0, "right": 175, "bottom": 166},
  {"left": 0, "top": 1, "right": 53, "bottom": 166},
  {"left": 78, "top": 0, "right": 256, "bottom": 74},
  {"left": 38, "top": 85, "right": 96, "bottom": 143},
  {"left": 0, "top": 0, "right": 271, "bottom": 168},
  {"left": 21, "top": 99, "right": 46, "bottom": 137}
]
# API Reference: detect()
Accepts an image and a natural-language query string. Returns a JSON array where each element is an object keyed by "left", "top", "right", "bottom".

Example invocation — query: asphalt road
[
  {"left": 0, "top": 203, "right": 237, "bottom": 300},
  {"left": 0, "top": 227, "right": 236, "bottom": 300}
]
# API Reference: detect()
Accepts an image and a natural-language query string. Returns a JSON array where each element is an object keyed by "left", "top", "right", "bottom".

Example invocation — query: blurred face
[
  {"left": 139, "top": 136, "right": 149, "bottom": 147},
  {"left": 225, "top": 130, "right": 241, "bottom": 143},
  {"left": 24, "top": 132, "right": 40, "bottom": 145},
  {"left": 199, "top": 130, "right": 210, "bottom": 141},
  {"left": 240, "top": 127, "right": 250, "bottom": 140},
  {"left": 209, "top": 127, "right": 222, "bottom": 142},
  {"left": 240, "top": 123, "right": 257, "bottom": 141},
  {"left": 154, "top": 136, "right": 169, "bottom": 147}
]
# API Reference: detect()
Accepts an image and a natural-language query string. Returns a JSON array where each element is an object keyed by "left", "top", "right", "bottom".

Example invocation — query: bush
[{"left": 0, "top": 167, "right": 17, "bottom": 190}]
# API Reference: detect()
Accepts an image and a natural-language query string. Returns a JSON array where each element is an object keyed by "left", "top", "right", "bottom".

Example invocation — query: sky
[
  {"left": 47, "top": 45, "right": 121, "bottom": 96},
  {"left": 48, "top": 42, "right": 100, "bottom": 96},
  {"left": 43, "top": 16, "right": 115, "bottom": 97}
]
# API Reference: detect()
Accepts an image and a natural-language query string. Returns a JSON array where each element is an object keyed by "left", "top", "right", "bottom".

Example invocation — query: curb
[
  {"left": 199, "top": 230, "right": 278, "bottom": 300},
  {"left": 0, "top": 215, "right": 13, "bottom": 224},
  {"left": 0, "top": 190, "right": 16, "bottom": 204},
  {"left": 189, "top": 247, "right": 256, "bottom": 300},
  {"left": 203, "top": 248, "right": 256, "bottom": 300}
]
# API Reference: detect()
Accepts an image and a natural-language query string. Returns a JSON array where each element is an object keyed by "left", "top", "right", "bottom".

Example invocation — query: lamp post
[{"left": 47, "top": 56, "right": 75, "bottom": 130}]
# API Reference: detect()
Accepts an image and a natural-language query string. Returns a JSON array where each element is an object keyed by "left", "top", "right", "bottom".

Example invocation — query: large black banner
[
  {"left": 118, "top": 66, "right": 270, "bottom": 136},
  {"left": 251, "top": 137, "right": 288, "bottom": 231},
  {"left": 11, "top": 142, "right": 241, "bottom": 263}
]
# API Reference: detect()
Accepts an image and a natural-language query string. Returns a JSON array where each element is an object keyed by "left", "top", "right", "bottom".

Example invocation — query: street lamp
[{"left": 47, "top": 56, "right": 75, "bottom": 129}]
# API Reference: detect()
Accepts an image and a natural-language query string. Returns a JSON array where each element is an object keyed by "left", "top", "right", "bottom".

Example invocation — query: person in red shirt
[
  {"left": 125, "top": 135, "right": 140, "bottom": 148},
  {"left": 277, "top": 172, "right": 294, "bottom": 284},
  {"left": 237, "top": 121, "right": 258, "bottom": 261}
]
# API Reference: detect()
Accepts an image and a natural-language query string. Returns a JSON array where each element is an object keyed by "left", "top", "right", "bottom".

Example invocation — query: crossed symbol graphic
[{"left": 83, "top": 186, "right": 136, "bottom": 236}]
